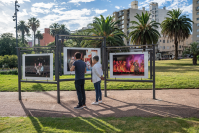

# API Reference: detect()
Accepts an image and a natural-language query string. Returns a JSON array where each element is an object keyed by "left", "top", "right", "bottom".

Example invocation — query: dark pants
[
  {"left": 75, "top": 79, "right": 86, "bottom": 106},
  {"left": 94, "top": 81, "right": 102, "bottom": 102}
]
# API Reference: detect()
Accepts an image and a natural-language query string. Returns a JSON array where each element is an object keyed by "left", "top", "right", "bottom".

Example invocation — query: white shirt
[{"left": 92, "top": 62, "right": 103, "bottom": 83}]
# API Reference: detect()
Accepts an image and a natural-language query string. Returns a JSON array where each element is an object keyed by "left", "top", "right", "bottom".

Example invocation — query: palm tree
[
  {"left": 35, "top": 31, "right": 43, "bottom": 46},
  {"left": 161, "top": 8, "right": 193, "bottom": 60},
  {"left": 128, "top": 11, "right": 161, "bottom": 51},
  {"left": 17, "top": 20, "right": 29, "bottom": 44},
  {"left": 59, "top": 24, "right": 70, "bottom": 46},
  {"left": 81, "top": 15, "right": 127, "bottom": 48},
  {"left": 182, "top": 42, "right": 199, "bottom": 65},
  {"left": 28, "top": 17, "right": 40, "bottom": 47},
  {"left": 49, "top": 23, "right": 60, "bottom": 36}
]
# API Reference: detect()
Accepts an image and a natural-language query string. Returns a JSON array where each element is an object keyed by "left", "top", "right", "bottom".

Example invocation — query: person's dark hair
[
  {"left": 75, "top": 52, "right": 81, "bottom": 59},
  {"left": 93, "top": 55, "right": 99, "bottom": 62}
]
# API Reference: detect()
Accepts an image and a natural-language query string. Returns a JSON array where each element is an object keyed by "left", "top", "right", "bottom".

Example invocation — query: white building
[{"left": 113, "top": 1, "right": 170, "bottom": 45}]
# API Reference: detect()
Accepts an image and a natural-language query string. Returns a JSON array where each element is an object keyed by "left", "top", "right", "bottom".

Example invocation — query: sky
[{"left": 0, "top": 0, "right": 193, "bottom": 38}]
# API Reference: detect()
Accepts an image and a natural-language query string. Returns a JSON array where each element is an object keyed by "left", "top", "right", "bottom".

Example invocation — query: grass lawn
[
  {"left": 0, "top": 59, "right": 198, "bottom": 92},
  {"left": 0, "top": 116, "right": 198, "bottom": 133}
]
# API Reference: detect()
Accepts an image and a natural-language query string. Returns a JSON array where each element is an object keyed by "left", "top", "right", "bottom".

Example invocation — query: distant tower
[{"left": 131, "top": 0, "right": 138, "bottom": 9}]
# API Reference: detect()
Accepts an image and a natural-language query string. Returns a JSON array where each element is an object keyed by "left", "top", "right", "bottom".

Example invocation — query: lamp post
[{"left": 12, "top": 0, "right": 20, "bottom": 55}]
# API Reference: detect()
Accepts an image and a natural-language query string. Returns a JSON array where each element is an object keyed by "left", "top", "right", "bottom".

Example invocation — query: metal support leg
[
  {"left": 153, "top": 45, "right": 156, "bottom": 99},
  {"left": 56, "top": 35, "right": 60, "bottom": 103},
  {"left": 150, "top": 51, "right": 152, "bottom": 79},
  {"left": 17, "top": 48, "right": 21, "bottom": 100},
  {"left": 103, "top": 37, "right": 107, "bottom": 97}
]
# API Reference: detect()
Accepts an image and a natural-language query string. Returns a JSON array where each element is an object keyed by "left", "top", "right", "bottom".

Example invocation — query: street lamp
[{"left": 13, "top": 0, "right": 20, "bottom": 55}]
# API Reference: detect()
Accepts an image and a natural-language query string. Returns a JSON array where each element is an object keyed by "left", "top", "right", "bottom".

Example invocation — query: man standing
[{"left": 70, "top": 52, "right": 87, "bottom": 109}]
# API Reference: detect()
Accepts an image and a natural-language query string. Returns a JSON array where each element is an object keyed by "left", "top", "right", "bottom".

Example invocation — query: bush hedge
[{"left": 0, "top": 55, "right": 18, "bottom": 68}]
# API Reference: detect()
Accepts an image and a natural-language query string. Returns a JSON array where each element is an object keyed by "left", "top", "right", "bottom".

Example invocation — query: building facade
[
  {"left": 113, "top": 1, "right": 169, "bottom": 45},
  {"left": 158, "top": 35, "right": 192, "bottom": 59},
  {"left": 192, "top": 0, "right": 199, "bottom": 43},
  {"left": 40, "top": 28, "right": 55, "bottom": 46}
]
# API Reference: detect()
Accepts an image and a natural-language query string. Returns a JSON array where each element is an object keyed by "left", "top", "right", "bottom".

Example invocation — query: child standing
[{"left": 91, "top": 55, "right": 103, "bottom": 105}]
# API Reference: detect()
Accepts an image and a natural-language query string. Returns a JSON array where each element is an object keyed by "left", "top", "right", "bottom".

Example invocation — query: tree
[
  {"left": 35, "top": 31, "right": 43, "bottom": 46},
  {"left": 128, "top": 11, "right": 161, "bottom": 51},
  {"left": 182, "top": 42, "right": 199, "bottom": 65},
  {"left": 0, "top": 33, "right": 16, "bottom": 56},
  {"left": 28, "top": 17, "right": 40, "bottom": 47},
  {"left": 49, "top": 23, "right": 60, "bottom": 36},
  {"left": 81, "top": 15, "right": 127, "bottom": 48},
  {"left": 59, "top": 24, "right": 70, "bottom": 47},
  {"left": 161, "top": 8, "right": 193, "bottom": 60},
  {"left": 17, "top": 20, "right": 29, "bottom": 44}
]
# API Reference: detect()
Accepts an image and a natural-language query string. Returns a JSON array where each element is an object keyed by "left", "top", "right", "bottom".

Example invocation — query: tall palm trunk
[
  {"left": 193, "top": 54, "right": 197, "bottom": 65},
  {"left": 22, "top": 31, "right": 24, "bottom": 44},
  {"left": 174, "top": 39, "right": 178, "bottom": 60},
  {"left": 143, "top": 40, "right": 146, "bottom": 51},
  {"left": 33, "top": 31, "right": 36, "bottom": 46},
  {"left": 38, "top": 37, "right": 40, "bottom": 46}
]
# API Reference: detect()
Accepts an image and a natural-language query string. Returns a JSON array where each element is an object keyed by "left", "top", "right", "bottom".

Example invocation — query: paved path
[{"left": 0, "top": 89, "right": 198, "bottom": 118}]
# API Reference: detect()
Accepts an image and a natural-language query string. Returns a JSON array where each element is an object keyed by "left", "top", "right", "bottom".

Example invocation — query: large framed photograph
[
  {"left": 22, "top": 53, "right": 53, "bottom": 80},
  {"left": 110, "top": 52, "right": 148, "bottom": 78},
  {"left": 63, "top": 47, "right": 101, "bottom": 75}
]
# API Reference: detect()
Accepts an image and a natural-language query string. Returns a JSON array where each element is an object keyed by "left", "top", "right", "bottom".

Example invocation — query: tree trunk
[
  {"left": 143, "top": 40, "right": 146, "bottom": 51},
  {"left": 38, "top": 37, "right": 40, "bottom": 46},
  {"left": 22, "top": 31, "right": 24, "bottom": 44},
  {"left": 34, "top": 31, "right": 36, "bottom": 47},
  {"left": 174, "top": 39, "right": 178, "bottom": 60},
  {"left": 193, "top": 55, "right": 197, "bottom": 65}
]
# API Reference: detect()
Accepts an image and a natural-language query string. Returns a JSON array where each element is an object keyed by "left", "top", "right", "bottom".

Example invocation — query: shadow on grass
[{"left": 18, "top": 91, "right": 199, "bottom": 132}]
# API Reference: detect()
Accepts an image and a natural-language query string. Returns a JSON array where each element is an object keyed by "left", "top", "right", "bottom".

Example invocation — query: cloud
[
  {"left": 0, "top": 0, "right": 30, "bottom": 4},
  {"left": 61, "top": 2, "right": 66, "bottom": 5},
  {"left": 115, "top": 6, "right": 120, "bottom": 9},
  {"left": 94, "top": 9, "right": 107, "bottom": 14},
  {"left": 137, "top": 0, "right": 192, "bottom": 15},
  {"left": 32, "top": 2, "right": 55, "bottom": 9},
  {"left": 31, "top": 2, "right": 56, "bottom": 15},
  {"left": 18, "top": 9, "right": 28, "bottom": 17},
  {"left": 68, "top": 0, "right": 95, "bottom": 5},
  {"left": 38, "top": 8, "right": 95, "bottom": 31}
]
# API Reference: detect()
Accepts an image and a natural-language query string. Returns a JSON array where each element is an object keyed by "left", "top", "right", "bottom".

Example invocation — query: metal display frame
[{"left": 16, "top": 34, "right": 156, "bottom": 103}]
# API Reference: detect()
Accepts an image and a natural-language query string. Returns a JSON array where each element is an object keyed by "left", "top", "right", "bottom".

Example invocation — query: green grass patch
[
  {"left": 0, "top": 116, "right": 198, "bottom": 133},
  {"left": 0, "top": 59, "right": 198, "bottom": 92}
]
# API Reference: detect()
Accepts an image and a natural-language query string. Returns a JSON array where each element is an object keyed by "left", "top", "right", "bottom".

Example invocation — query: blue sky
[{"left": 0, "top": 0, "right": 193, "bottom": 36}]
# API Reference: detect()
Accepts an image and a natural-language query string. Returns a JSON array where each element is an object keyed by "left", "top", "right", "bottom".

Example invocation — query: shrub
[{"left": 0, "top": 55, "right": 18, "bottom": 68}]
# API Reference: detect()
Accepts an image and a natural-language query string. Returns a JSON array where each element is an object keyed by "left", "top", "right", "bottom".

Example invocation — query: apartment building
[
  {"left": 113, "top": 1, "right": 169, "bottom": 46},
  {"left": 158, "top": 35, "right": 192, "bottom": 58},
  {"left": 192, "top": 0, "right": 199, "bottom": 43}
]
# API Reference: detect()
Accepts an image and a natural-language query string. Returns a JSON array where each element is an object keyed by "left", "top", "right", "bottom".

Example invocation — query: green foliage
[
  {"left": 0, "top": 55, "right": 18, "bottom": 68},
  {"left": 28, "top": 17, "right": 40, "bottom": 47},
  {"left": 35, "top": 31, "right": 43, "bottom": 46},
  {"left": 17, "top": 20, "right": 29, "bottom": 44},
  {"left": 128, "top": 11, "right": 161, "bottom": 49},
  {"left": 81, "top": 15, "right": 126, "bottom": 48},
  {"left": 0, "top": 33, "right": 17, "bottom": 56},
  {"left": 161, "top": 8, "right": 193, "bottom": 59},
  {"left": 49, "top": 23, "right": 60, "bottom": 36},
  {"left": 182, "top": 42, "right": 199, "bottom": 65}
]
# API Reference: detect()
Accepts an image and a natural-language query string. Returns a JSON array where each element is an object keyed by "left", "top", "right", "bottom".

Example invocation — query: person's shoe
[
  {"left": 74, "top": 105, "right": 83, "bottom": 109},
  {"left": 82, "top": 105, "right": 87, "bottom": 108},
  {"left": 92, "top": 102, "right": 99, "bottom": 105},
  {"left": 98, "top": 100, "right": 102, "bottom": 104}
]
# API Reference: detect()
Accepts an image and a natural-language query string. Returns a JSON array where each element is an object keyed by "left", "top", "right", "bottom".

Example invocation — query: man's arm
[
  {"left": 70, "top": 65, "right": 75, "bottom": 71},
  {"left": 85, "top": 67, "right": 86, "bottom": 73}
]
